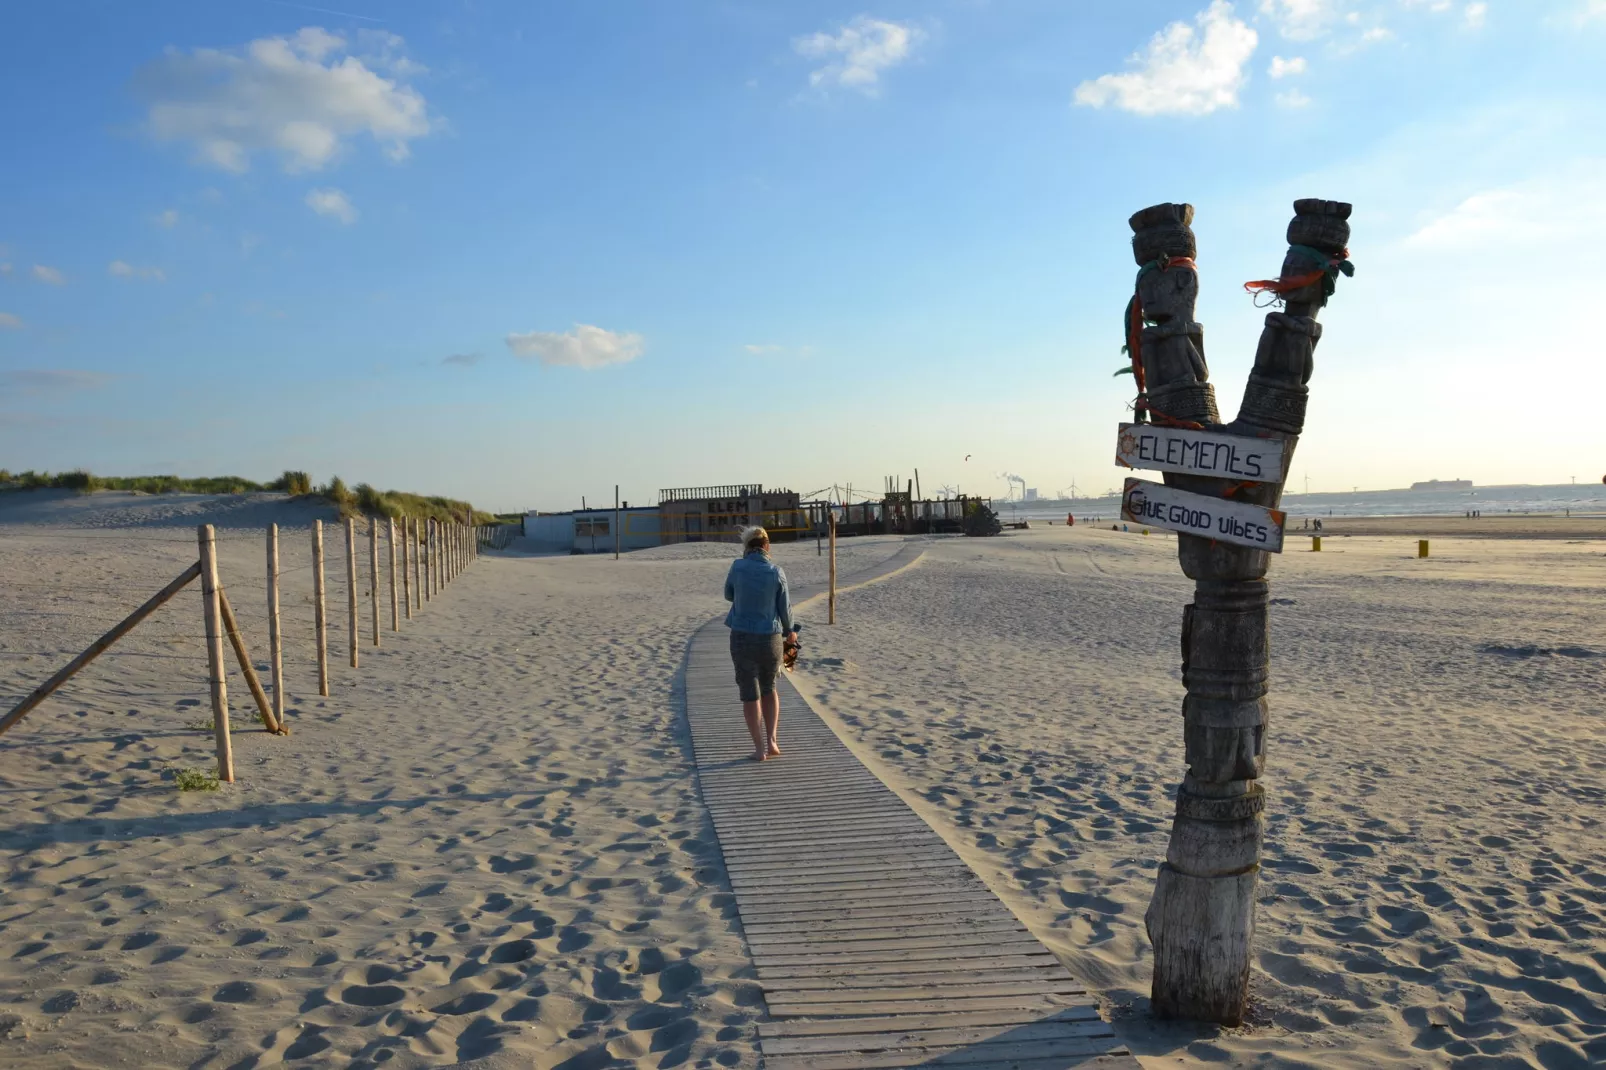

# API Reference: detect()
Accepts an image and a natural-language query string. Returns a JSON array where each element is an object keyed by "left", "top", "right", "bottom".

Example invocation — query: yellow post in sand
[
  {"left": 1312, "top": 536, "right": 1321, "bottom": 551},
  {"left": 1419, "top": 539, "right": 1430, "bottom": 558}
]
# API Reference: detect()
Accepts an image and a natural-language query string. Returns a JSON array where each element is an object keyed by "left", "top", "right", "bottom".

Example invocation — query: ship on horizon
[{"left": 1410, "top": 478, "right": 1474, "bottom": 492}]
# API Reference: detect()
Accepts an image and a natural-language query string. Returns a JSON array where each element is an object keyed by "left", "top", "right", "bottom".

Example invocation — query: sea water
[{"left": 998, "top": 483, "right": 1606, "bottom": 522}]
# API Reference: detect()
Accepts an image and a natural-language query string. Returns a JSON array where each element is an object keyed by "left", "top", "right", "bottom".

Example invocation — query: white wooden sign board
[
  {"left": 1115, "top": 423, "right": 1287, "bottom": 482},
  {"left": 1121, "top": 477, "right": 1286, "bottom": 553}
]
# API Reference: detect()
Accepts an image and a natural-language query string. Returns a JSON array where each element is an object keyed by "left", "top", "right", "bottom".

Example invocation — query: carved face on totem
[{"left": 1137, "top": 263, "right": 1199, "bottom": 326}]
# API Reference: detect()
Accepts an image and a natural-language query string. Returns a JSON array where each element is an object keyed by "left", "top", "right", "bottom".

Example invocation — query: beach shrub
[
  {"left": 276, "top": 470, "right": 313, "bottom": 496},
  {"left": 171, "top": 767, "right": 220, "bottom": 792},
  {"left": 963, "top": 501, "right": 1002, "bottom": 537}
]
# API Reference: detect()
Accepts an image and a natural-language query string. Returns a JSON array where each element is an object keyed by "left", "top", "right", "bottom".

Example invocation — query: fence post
[
  {"left": 198, "top": 524, "right": 235, "bottom": 783},
  {"left": 402, "top": 517, "right": 413, "bottom": 620},
  {"left": 268, "top": 523, "right": 285, "bottom": 728},
  {"left": 388, "top": 517, "right": 400, "bottom": 631},
  {"left": 828, "top": 511, "right": 837, "bottom": 625},
  {"left": 369, "top": 515, "right": 380, "bottom": 648},
  {"left": 313, "top": 520, "right": 329, "bottom": 696},
  {"left": 345, "top": 517, "right": 359, "bottom": 668},
  {"left": 413, "top": 517, "right": 423, "bottom": 608}
]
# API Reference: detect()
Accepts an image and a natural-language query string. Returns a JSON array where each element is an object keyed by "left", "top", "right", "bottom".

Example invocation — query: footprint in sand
[{"left": 341, "top": 984, "right": 406, "bottom": 1007}]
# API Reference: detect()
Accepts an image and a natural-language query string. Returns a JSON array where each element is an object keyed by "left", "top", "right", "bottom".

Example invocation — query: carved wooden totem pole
[{"left": 1114, "top": 200, "right": 1353, "bottom": 1024}]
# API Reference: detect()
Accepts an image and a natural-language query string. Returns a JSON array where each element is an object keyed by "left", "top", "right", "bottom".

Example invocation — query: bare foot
[
  {"left": 766, "top": 740, "right": 781, "bottom": 757},
  {"left": 750, "top": 749, "right": 767, "bottom": 762}
]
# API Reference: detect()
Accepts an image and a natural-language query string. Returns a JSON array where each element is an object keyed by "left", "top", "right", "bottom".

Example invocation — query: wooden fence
[{"left": 0, "top": 514, "right": 487, "bottom": 783}]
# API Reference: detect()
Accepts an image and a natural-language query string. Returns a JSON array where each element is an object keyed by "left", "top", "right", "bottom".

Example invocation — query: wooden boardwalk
[{"left": 682, "top": 546, "right": 1140, "bottom": 1069}]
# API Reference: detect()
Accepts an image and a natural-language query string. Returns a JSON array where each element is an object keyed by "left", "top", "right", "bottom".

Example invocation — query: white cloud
[
  {"left": 1276, "top": 88, "right": 1313, "bottom": 106},
  {"left": 1405, "top": 188, "right": 1557, "bottom": 249},
  {"left": 794, "top": 16, "right": 919, "bottom": 94},
  {"left": 134, "top": 26, "right": 431, "bottom": 173},
  {"left": 1259, "top": 0, "right": 1335, "bottom": 39},
  {"left": 743, "top": 343, "right": 783, "bottom": 354},
  {"left": 305, "top": 187, "right": 357, "bottom": 223},
  {"left": 1074, "top": 1, "right": 1259, "bottom": 116},
  {"left": 31, "top": 265, "right": 65, "bottom": 285},
  {"left": 1268, "top": 54, "right": 1307, "bottom": 77},
  {"left": 156, "top": 208, "right": 179, "bottom": 227},
  {"left": 1464, "top": 2, "right": 1488, "bottom": 27},
  {"left": 505, "top": 324, "right": 645, "bottom": 370},
  {"left": 109, "top": 260, "right": 167, "bottom": 281},
  {"left": 0, "top": 312, "right": 22, "bottom": 329},
  {"left": 1362, "top": 25, "right": 1395, "bottom": 41}
]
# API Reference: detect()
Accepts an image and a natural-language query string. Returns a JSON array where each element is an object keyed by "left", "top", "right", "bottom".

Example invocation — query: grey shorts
[{"left": 730, "top": 630, "right": 783, "bottom": 702}]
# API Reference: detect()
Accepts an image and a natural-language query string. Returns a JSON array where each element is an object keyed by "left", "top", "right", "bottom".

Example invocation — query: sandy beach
[{"left": 2, "top": 491, "right": 1603, "bottom": 1068}]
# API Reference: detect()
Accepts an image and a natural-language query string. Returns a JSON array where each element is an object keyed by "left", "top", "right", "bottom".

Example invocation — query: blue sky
[{"left": 1, "top": 0, "right": 1602, "bottom": 512}]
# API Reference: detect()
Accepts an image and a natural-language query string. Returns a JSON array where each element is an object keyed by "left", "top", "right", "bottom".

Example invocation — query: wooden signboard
[
  {"left": 1115, "top": 423, "right": 1286, "bottom": 481},
  {"left": 1121, "top": 477, "right": 1286, "bottom": 552}
]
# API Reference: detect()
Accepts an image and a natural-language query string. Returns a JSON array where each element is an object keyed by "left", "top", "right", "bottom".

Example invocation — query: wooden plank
[
  {"left": 750, "top": 930, "right": 1038, "bottom": 959},
  {"left": 217, "top": 587, "right": 279, "bottom": 734},
  {"left": 766, "top": 1047, "right": 1138, "bottom": 1070},
  {"left": 760, "top": 1004, "right": 1098, "bottom": 1038},
  {"left": 764, "top": 972, "right": 1081, "bottom": 995},
  {"left": 762, "top": 1016, "right": 1114, "bottom": 1057},
  {"left": 1121, "top": 476, "right": 1286, "bottom": 552},
  {"left": 1114, "top": 421, "right": 1286, "bottom": 481},
  {"left": 726, "top": 851, "right": 960, "bottom": 879},
  {"left": 758, "top": 955, "right": 1064, "bottom": 982},
  {"left": 0, "top": 562, "right": 200, "bottom": 738},
  {"left": 742, "top": 901, "right": 1009, "bottom": 930},
  {"left": 745, "top": 910, "right": 1022, "bottom": 935},
  {"left": 735, "top": 891, "right": 1004, "bottom": 922}
]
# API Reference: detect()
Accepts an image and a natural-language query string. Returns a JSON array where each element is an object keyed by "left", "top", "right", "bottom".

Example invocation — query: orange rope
[{"left": 1244, "top": 246, "right": 1350, "bottom": 297}]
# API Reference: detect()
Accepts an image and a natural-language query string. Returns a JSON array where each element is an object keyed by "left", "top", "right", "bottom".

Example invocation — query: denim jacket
[{"left": 724, "top": 551, "right": 794, "bottom": 635}]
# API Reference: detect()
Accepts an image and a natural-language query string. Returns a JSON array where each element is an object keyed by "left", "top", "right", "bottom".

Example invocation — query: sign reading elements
[
  {"left": 1115, "top": 423, "right": 1286, "bottom": 482},
  {"left": 1122, "top": 478, "right": 1286, "bottom": 553}
]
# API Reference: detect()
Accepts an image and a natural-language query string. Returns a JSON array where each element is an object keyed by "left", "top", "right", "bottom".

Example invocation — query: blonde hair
[{"left": 740, "top": 526, "right": 770, "bottom": 552}]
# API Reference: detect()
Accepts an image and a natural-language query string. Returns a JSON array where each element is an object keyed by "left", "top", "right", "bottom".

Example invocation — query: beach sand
[
  {"left": 787, "top": 524, "right": 1606, "bottom": 1068},
  {"left": 0, "top": 491, "right": 901, "bottom": 1069},
  {"left": 3, "top": 492, "right": 1603, "bottom": 1068}
]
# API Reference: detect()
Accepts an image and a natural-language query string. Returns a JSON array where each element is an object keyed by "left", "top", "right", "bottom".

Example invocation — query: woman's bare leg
[
  {"left": 761, "top": 690, "right": 781, "bottom": 755},
  {"left": 742, "top": 700, "right": 767, "bottom": 760}
]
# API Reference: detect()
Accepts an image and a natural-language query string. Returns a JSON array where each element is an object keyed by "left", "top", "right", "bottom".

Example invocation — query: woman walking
[{"left": 725, "top": 526, "right": 797, "bottom": 761}]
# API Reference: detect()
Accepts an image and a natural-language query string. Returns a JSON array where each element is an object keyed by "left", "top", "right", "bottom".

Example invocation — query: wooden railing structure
[{"left": 0, "top": 514, "right": 484, "bottom": 783}]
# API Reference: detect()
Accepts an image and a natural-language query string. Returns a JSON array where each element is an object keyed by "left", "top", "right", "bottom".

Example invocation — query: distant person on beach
[{"left": 725, "top": 526, "right": 797, "bottom": 761}]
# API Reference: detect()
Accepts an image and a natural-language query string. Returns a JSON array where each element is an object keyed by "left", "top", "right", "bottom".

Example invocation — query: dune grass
[{"left": 0, "top": 468, "right": 493, "bottom": 524}]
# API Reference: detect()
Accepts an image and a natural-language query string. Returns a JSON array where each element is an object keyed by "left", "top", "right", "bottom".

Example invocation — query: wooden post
[
  {"left": 313, "top": 520, "right": 329, "bottom": 696},
  {"left": 828, "top": 511, "right": 837, "bottom": 625},
  {"left": 345, "top": 517, "right": 358, "bottom": 668},
  {"left": 369, "top": 516, "right": 380, "bottom": 648},
  {"left": 218, "top": 587, "right": 279, "bottom": 734},
  {"left": 1128, "top": 199, "right": 1353, "bottom": 1025},
  {"left": 402, "top": 517, "right": 413, "bottom": 620},
  {"left": 413, "top": 517, "right": 423, "bottom": 608},
  {"left": 198, "top": 524, "right": 234, "bottom": 783},
  {"left": 422, "top": 519, "right": 432, "bottom": 604},
  {"left": 615, "top": 485, "right": 621, "bottom": 560},
  {"left": 267, "top": 523, "right": 285, "bottom": 729},
  {"left": 388, "top": 517, "right": 400, "bottom": 631},
  {"left": 0, "top": 563, "right": 200, "bottom": 738}
]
